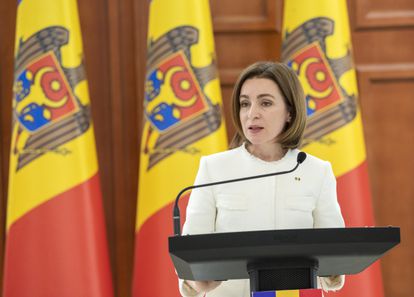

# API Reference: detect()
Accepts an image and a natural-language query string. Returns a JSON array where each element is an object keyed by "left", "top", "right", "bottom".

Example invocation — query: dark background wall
[{"left": 0, "top": 0, "right": 413, "bottom": 296}]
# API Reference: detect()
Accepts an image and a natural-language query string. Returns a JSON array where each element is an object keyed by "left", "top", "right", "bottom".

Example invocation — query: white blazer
[{"left": 179, "top": 144, "right": 345, "bottom": 297}]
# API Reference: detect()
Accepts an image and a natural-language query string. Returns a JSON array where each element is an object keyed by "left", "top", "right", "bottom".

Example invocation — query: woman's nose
[{"left": 247, "top": 104, "right": 260, "bottom": 119}]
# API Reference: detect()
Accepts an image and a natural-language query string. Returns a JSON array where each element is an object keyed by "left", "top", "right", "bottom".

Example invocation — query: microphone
[{"left": 173, "top": 152, "right": 307, "bottom": 236}]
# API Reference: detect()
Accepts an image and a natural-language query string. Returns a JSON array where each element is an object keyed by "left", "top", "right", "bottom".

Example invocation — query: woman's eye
[
  {"left": 262, "top": 101, "right": 273, "bottom": 107},
  {"left": 240, "top": 101, "right": 249, "bottom": 108}
]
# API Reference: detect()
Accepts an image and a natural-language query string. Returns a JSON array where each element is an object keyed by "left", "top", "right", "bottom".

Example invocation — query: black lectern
[{"left": 169, "top": 227, "right": 400, "bottom": 292}]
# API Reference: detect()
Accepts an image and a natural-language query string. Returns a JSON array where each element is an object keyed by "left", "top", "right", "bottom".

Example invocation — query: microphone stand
[{"left": 173, "top": 152, "right": 306, "bottom": 236}]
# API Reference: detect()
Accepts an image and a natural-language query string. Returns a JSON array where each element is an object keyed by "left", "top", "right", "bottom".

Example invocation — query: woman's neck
[{"left": 246, "top": 143, "right": 287, "bottom": 162}]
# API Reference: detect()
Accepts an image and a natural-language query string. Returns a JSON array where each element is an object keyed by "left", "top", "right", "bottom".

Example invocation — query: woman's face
[{"left": 239, "top": 78, "right": 290, "bottom": 146}]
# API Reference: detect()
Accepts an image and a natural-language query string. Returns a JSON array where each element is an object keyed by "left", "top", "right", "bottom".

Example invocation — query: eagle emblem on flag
[
  {"left": 12, "top": 26, "right": 90, "bottom": 171},
  {"left": 143, "top": 25, "right": 222, "bottom": 170},
  {"left": 282, "top": 17, "right": 357, "bottom": 146}
]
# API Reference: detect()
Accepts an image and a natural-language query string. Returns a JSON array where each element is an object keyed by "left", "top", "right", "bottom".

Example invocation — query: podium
[{"left": 169, "top": 227, "right": 400, "bottom": 292}]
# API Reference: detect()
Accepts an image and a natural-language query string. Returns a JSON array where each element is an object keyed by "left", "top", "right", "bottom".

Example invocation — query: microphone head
[{"left": 297, "top": 152, "right": 307, "bottom": 164}]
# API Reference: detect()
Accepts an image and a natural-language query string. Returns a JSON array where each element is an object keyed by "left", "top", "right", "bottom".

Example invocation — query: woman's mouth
[{"left": 248, "top": 125, "right": 264, "bottom": 134}]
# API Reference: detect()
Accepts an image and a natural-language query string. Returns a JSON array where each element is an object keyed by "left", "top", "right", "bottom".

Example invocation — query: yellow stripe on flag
[
  {"left": 304, "top": 112, "right": 366, "bottom": 177},
  {"left": 283, "top": 1, "right": 351, "bottom": 61},
  {"left": 137, "top": 130, "right": 227, "bottom": 229},
  {"left": 147, "top": 0, "right": 217, "bottom": 67},
  {"left": 282, "top": 0, "right": 364, "bottom": 175},
  {"left": 136, "top": 0, "right": 227, "bottom": 230},
  {"left": 7, "top": 126, "right": 98, "bottom": 229},
  {"left": 277, "top": 289, "right": 299, "bottom": 297},
  {"left": 15, "top": 0, "right": 84, "bottom": 68}
]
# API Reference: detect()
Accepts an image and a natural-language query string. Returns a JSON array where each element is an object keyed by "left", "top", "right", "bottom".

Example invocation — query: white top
[{"left": 179, "top": 144, "right": 345, "bottom": 297}]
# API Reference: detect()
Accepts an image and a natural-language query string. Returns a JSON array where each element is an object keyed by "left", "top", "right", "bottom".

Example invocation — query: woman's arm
[
  {"left": 182, "top": 157, "right": 217, "bottom": 235},
  {"left": 178, "top": 157, "right": 222, "bottom": 296},
  {"left": 313, "top": 162, "right": 345, "bottom": 228},
  {"left": 314, "top": 162, "right": 346, "bottom": 291}
]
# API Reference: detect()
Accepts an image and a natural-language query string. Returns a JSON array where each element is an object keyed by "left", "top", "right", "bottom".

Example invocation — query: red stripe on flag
[
  {"left": 336, "top": 160, "right": 376, "bottom": 227},
  {"left": 324, "top": 262, "right": 383, "bottom": 297},
  {"left": 325, "top": 161, "right": 384, "bottom": 297},
  {"left": 133, "top": 194, "right": 189, "bottom": 297},
  {"left": 299, "top": 288, "right": 323, "bottom": 297},
  {"left": 3, "top": 174, "right": 113, "bottom": 297}
]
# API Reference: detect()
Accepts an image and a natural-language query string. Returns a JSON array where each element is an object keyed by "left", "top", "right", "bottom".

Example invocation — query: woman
[{"left": 179, "top": 61, "right": 345, "bottom": 297}]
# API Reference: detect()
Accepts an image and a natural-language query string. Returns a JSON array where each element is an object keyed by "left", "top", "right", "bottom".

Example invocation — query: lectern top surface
[{"left": 169, "top": 227, "right": 400, "bottom": 280}]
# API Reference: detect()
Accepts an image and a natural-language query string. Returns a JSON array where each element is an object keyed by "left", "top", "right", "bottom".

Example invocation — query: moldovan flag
[
  {"left": 132, "top": 0, "right": 227, "bottom": 296},
  {"left": 282, "top": 1, "right": 383, "bottom": 297},
  {"left": 3, "top": 0, "right": 114, "bottom": 296}
]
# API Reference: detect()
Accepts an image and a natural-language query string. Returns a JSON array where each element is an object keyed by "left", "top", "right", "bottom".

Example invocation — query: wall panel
[
  {"left": 0, "top": 0, "right": 16, "bottom": 293},
  {"left": 355, "top": 0, "right": 414, "bottom": 29},
  {"left": 211, "top": 0, "right": 281, "bottom": 32},
  {"left": 358, "top": 64, "right": 414, "bottom": 297},
  {"left": 351, "top": 1, "right": 414, "bottom": 295},
  {"left": 352, "top": 30, "right": 414, "bottom": 64}
]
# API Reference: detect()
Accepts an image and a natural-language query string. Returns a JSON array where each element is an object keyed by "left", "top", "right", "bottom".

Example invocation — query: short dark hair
[{"left": 230, "top": 61, "right": 307, "bottom": 149}]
